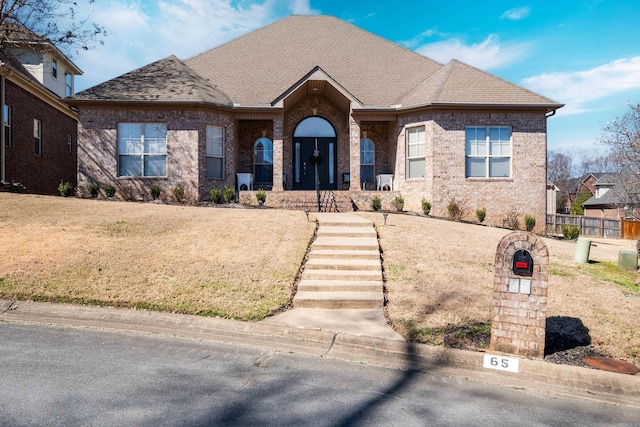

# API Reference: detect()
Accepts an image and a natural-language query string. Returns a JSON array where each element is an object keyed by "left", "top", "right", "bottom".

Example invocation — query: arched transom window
[
  {"left": 254, "top": 137, "right": 273, "bottom": 184},
  {"left": 360, "top": 138, "right": 375, "bottom": 185}
]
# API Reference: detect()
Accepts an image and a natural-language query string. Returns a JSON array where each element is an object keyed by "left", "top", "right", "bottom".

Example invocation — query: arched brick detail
[{"left": 490, "top": 231, "right": 549, "bottom": 358}]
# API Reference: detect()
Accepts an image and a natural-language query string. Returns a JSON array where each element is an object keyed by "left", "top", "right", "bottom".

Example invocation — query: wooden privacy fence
[
  {"left": 546, "top": 214, "right": 621, "bottom": 238},
  {"left": 622, "top": 219, "right": 640, "bottom": 239}
]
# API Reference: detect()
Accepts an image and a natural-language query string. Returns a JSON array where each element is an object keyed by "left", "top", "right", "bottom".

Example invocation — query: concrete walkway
[{"left": 262, "top": 212, "right": 402, "bottom": 340}]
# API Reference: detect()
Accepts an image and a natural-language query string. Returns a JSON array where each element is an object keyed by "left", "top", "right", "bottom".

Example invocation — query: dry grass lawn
[
  {"left": 358, "top": 212, "right": 640, "bottom": 366},
  {"left": 0, "top": 193, "right": 315, "bottom": 320},
  {"left": 2, "top": 194, "right": 638, "bottom": 365}
]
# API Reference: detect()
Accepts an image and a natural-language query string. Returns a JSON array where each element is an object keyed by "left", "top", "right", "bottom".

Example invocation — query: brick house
[
  {"left": 0, "top": 29, "right": 81, "bottom": 195},
  {"left": 68, "top": 16, "right": 562, "bottom": 226}
]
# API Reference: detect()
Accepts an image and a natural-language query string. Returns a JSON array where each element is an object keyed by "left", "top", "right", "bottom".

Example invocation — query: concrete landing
[{"left": 262, "top": 308, "right": 403, "bottom": 340}]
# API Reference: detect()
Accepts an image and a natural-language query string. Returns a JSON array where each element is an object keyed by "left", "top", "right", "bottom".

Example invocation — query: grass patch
[
  {"left": 0, "top": 194, "right": 315, "bottom": 321},
  {"left": 583, "top": 261, "right": 640, "bottom": 295},
  {"left": 549, "top": 267, "right": 574, "bottom": 277}
]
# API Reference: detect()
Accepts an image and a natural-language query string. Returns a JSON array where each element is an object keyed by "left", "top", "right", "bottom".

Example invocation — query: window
[
  {"left": 465, "top": 126, "right": 511, "bottom": 178},
  {"left": 3, "top": 105, "right": 10, "bottom": 147},
  {"left": 118, "top": 123, "right": 167, "bottom": 177},
  {"left": 33, "top": 119, "right": 41, "bottom": 156},
  {"left": 406, "top": 126, "right": 425, "bottom": 179},
  {"left": 52, "top": 59, "right": 57, "bottom": 79},
  {"left": 65, "top": 72, "right": 73, "bottom": 97},
  {"left": 360, "top": 138, "right": 375, "bottom": 185},
  {"left": 206, "top": 125, "right": 224, "bottom": 179},
  {"left": 67, "top": 135, "right": 73, "bottom": 154},
  {"left": 254, "top": 137, "right": 273, "bottom": 184}
]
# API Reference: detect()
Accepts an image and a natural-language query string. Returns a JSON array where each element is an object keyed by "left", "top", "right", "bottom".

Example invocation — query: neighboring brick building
[
  {"left": 68, "top": 16, "right": 563, "bottom": 226},
  {"left": 0, "top": 30, "right": 81, "bottom": 195}
]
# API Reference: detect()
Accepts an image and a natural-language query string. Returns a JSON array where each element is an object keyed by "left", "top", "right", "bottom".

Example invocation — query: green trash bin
[{"left": 574, "top": 237, "right": 591, "bottom": 264}]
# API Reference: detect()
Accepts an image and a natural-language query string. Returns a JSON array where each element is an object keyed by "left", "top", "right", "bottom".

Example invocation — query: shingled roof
[
  {"left": 73, "top": 55, "right": 232, "bottom": 105},
  {"left": 73, "top": 15, "right": 562, "bottom": 111}
]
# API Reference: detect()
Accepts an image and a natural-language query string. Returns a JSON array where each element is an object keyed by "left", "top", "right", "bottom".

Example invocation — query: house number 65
[{"left": 483, "top": 354, "right": 519, "bottom": 373}]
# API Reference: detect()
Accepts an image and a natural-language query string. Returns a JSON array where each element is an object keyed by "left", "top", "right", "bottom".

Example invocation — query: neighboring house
[
  {"left": 560, "top": 172, "right": 607, "bottom": 213},
  {"left": 0, "top": 25, "right": 81, "bottom": 194},
  {"left": 583, "top": 173, "right": 639, "bottom": 219},
  {"left": 67, "top": 15, "right": 562, "bottom": 224}
]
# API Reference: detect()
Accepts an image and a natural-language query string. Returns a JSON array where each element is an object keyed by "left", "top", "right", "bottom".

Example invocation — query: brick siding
[{"left": 4, "top": 80, "right": 77, "bottom": 195}]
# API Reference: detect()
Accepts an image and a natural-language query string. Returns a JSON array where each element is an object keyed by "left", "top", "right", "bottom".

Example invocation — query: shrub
[
  {"left": 58, "top": 181, "right": 74, "bottom": 197},
  {"left": 446, "top": 197, "right": 467, "bottom": 220},
  {"left": 475, "top": 207, "right": 486, "bottom": 223},
  {"left": 562, "top": 224, "right": 580, "bottom": 240},
  {"left": 223, "top": 186, "right": 236, "bottom": 203},
  {"left": 173, "top": 185, "right": 185, "bottom": 202},
  {"left": 209, "top": 188, "right": 223, "bottom": 204},
  {"left": 89, "top": 183, "right": 100, "bottom": 198},
  {"left": 391, "top": 195, "right": 404, "bottom": 212},
  {"left": 256, "top": 189, "right": 267, "bottom": 204},
  {"left": 150, "top": 185, "right": 161, "bottom": 200},
  {"left": 505, "top": 210, "right": 520, "bottom": 230},
  {"left": 103, "top": 184, "right": 116, "bottom": 198},
  {"left": 421, "top": 198, "right": 432, "bottom": 216},
  {"left": 120, "top": 185, "right": 138, "bottom": 201},
  {"left": 371, "top": 195, "right": 381, "bottom": 211},
  {"left": 525, "top": 215, "right": 536, "bottom": 232}
]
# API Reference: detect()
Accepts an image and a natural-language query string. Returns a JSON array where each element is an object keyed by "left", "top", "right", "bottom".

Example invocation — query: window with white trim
[
  {"left": 406, "top": 126, "right": 425, "bottom": 179},
  {"left": 3, "top": 105, "right": 11, "bottom": 147},
  {"left": 254, "top": 137, "right": 273, "bottom": 184},
  {"left": 206, "top": 125, "right": 224, "bottom": 179},
  {"left": 360, "top": 138, "right": 375, "bottom": 185},
  {"left": 118, "top": 123, "right": 167, "bottom": 177},
  {"left": 52, "top": 59, "right": 58, "bottom": 79},
  {"left": 465, "top": 126, "right": 511, "bottom": 178},
  {"left": 33, "top": 119, "right": 41, "bottom": 156},
  {"left": 65, "top": 72, "right": 73, "bottom": 97}
]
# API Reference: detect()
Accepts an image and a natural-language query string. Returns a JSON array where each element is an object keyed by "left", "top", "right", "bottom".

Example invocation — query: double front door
[{"left": 293, "top": 137, "right": 337, "bottom": 190}]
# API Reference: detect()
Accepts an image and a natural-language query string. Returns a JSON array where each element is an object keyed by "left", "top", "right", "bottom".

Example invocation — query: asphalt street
[{"left": 1, "top": 323, "right": 639, "bottom": 426}]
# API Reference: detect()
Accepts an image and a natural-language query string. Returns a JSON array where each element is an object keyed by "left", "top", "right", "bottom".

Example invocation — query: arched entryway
[{"left": 292, "top": 116, "right": 337, "bottom": 190}]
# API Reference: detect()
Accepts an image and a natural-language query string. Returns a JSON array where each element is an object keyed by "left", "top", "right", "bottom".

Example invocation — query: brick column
[
  {"left": 272, "top": 116, "right": 284, "bottom": 191},
  {"left": 348, "top": 114, "right": 361, "bottom": 191},
  {"left": 490, "top": 231, "right": 549, "bottom": 358}
]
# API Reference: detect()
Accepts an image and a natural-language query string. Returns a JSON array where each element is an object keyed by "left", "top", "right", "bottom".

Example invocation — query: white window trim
[
  {"left": 465, "top": 126, "right": 512, "bottom": 179},
  {"left": 4, "top": 105, "right": 11, "bottom": 147},
  {"left": 65, "top": 72, "right": 73, "bottom": 97},
  {"left": 405, "top": 126, "right": 425, "bottom": 180},
  {"left": 360, "top": 137, "right": 375, "bottom": 184},
  {"left": 52, "top": 59, "right": 58, "bottom": 79},
  {"left": 253, "top": 137, "right": 273, "bottom": 184},
  {"left": 117, "top": 123, "right": 167, "bottom": 177},
  {"left": 34, "top": 119, "right": 42, "bottom": 156},
  {"left": 206, "top": 125, "right": 225, "bottom": 179}
]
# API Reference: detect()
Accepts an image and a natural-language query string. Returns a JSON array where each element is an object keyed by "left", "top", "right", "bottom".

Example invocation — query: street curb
[{"left": 1, "top": 300, "right": 638, "bottom": 408}]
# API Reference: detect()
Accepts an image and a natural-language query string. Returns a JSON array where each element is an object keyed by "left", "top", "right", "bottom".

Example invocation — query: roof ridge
[{"left": 397, "top": 61, "right": 455, "bottom": 105}]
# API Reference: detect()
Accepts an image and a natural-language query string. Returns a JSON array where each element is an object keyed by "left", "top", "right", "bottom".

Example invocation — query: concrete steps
[{"left": 293, "top": 213, "right": 384, "bottom": 309}]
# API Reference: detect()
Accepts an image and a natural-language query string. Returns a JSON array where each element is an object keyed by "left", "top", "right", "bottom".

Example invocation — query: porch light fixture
[
  {"left": 304, "top": 209, "right": 310, "bottom": 221},
  {"left": 383, "top": 213, "right": 389, "bottom": 226},
  {"left": 261, "top": 129, "right": 267, "bottom": 137},
  {"left": 362, "top": 131, "right": 367, "bottom": 138},
  {"left": 312, "top": 108, "right": 317, "bottom": 115}
]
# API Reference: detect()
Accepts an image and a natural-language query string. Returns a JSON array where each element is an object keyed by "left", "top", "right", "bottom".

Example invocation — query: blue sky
[{"left": 72, "top": 0, "right": 640, "bottom": 154}]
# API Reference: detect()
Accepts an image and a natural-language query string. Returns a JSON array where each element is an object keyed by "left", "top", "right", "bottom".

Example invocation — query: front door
[{"left": 293, "top": 137, "right": 337, "bottom": 190}]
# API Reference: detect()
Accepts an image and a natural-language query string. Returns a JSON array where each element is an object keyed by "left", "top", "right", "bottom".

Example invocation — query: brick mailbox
[{"left": 491, "top": 231, "right": 549, "bottom": 358}]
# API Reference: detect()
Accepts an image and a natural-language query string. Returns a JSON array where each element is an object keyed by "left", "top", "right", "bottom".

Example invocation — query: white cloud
[
  {"left": 522, "top": 56, "right": 640, "bottom": 115},
  {"left": 72, "top": 0, "right": 318, "bottom": 91},
  {"left": 416, "top": 34, "right": 530, "bottom": 70},
  {"left": 501, "top": 6, "right": 531, "bottom": 20}
]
